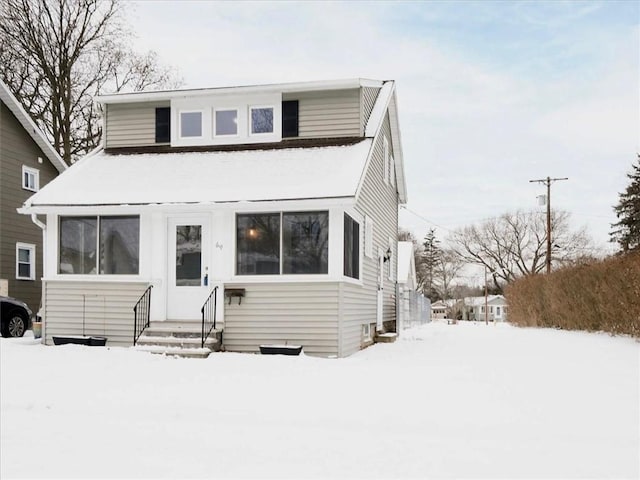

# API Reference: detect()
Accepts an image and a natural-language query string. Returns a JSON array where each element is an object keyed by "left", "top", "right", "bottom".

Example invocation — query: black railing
[
  {"left": 133, "top": 285, "right": 153, "bottom": 345},
  {"left": 201, "top": 286, "right": 219, "bottom": 348}
]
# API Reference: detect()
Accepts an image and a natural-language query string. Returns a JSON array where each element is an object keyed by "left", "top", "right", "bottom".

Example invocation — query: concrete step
[
  {"left": 134, "top": 321, "right": 223, "bottom": 358},
  {"left": 375, "top": 332, "right": 398, "bottom": 343},
  {"left": 135, "top": 335, "right": 219, "bottom": 349},
  {"left": 134, "top": 345, "right": 213, "bottom": 359}
]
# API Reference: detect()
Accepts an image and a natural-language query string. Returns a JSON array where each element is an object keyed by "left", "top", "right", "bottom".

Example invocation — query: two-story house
[
  {"left": 0, "top": 80, "right": 67, "bottom": 321},
  {"left": 19, "top": 78, "right": 407, "bottom": 357}
]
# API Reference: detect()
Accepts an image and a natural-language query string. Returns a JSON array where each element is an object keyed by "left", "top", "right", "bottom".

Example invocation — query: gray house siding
[
  {"left": 42, "top": 280, "right": 149, "bottom": 346},
  {"left": 340, "top": 113, "right": 399, "bottom": 357},
  {"left": 223, "top": 282, "right": 339, "bottom": 357},
  {"left": 361, "top": 87, "right": 380, "bottom": 133},
  {"left": 0, "top": 100, "right": 59, "bottom": 313},
  {"left": 104, "top": 101, "right": 169, "bottom": 148}
]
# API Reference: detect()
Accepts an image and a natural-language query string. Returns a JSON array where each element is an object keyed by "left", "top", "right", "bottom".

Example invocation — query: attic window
[
  {"left": 250, "top": 107, "right": 274, "bottom": 134},
  {"left": 215, "top": 109, "right": 238, "bottom": 136},
  {"left": 180, "top": 111, "right": 203, "bottom": 138},
  {"left": 282, "top": 100, "right": 298, "bottom": 138},
  {"left": 155, "top": 107, "right": 170, "bottom": 143}
]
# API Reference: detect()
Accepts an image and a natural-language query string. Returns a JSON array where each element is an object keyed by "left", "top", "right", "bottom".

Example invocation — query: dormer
[{"left": 98, "top": 79, "right": 385, "bottom": 150}]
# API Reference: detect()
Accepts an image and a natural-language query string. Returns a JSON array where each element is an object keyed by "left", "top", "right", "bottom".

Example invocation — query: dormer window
[
  {"left": 180, "top": 111, "right": 203, "bottom": 138},
  {"left": 214, "top": 109, "right": 238, "bottom": 136},
  {"left": 250, "top": 106, "right": 274, "bottom": 135}
]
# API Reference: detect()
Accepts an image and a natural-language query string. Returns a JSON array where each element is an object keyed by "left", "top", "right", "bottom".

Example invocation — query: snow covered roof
[
  {"left": 463, "top": 295, "right": 507, "bottom": 307},
  {"left": 22, "top": 139, "right": 373, "bottom": 209},
  {"left": 0, "top": 79, "right": 67, "bottom": 173},
  {"left": 96, "top": 78, "right": 384, "bottom": 104}
]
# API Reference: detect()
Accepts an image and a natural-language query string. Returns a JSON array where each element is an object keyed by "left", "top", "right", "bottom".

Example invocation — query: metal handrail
[
  {"left": 201, "top": 286, "right": 218, "bottom": 348},
  {"left": 133, "top": 285, "right": 153, "bottom": 345}
]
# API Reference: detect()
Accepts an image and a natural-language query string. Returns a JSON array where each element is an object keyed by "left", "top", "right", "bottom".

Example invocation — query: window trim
[
  {"left": 22, "top": 166, "right": 39, "bottom": 192},
  {"left": 16, "top": 243, "right": 36, "bottom": 280},
  {"left": 249, "top": 105, "right": 275, "bottom": 136},
  {"left": 383, "top": 136, "right": 390, "bottom": 184},
  {"left": 58, "top": 215, "right": 140, "bottom": 276},
  {"left": 213, "top": 107, "right": 240, "bottom": 137},
  {"left": 179, "top": 110, "right": 204, "bottom": 139},
  {"left": 236, "top": 210, "right": 329, "bottom": 276},
  {"left": 343, "top": 213, "right": 360, "bottom": 280}
]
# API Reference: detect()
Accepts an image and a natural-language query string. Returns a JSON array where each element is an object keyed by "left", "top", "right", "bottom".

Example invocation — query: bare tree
[
  {"left": 433, "top": 249, "right": 464, "bottom": 300},
  {"left": 0, "top": 0, "right": 181, "bottom": 162},
  {"left": 449, "top": 210, "right": 592, "bottom": 288}
]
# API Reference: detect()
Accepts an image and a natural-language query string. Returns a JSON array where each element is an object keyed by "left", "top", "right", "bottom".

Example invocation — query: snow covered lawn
[{"left": 2, "top": 322, "right": 638, "bottom": 478}]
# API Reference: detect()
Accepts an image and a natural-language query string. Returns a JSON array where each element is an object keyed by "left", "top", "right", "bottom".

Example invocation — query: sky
[{"left": 127, "top": 0, "right": 639, "bottom": 254}]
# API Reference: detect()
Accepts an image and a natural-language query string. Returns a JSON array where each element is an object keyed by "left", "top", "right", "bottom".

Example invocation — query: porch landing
[{"left": 135, "top": 321, "right": 223, "bottom": 359}]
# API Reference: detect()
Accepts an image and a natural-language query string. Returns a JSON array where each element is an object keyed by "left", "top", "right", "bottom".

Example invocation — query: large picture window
[
  {"left": 236, "top": 211, "right": 329, "bottom": 275},
  {"left": 344, "top": 214, "right": 359, "bottom": 279},
  {"left": 59, "top": 216, "right": 139, "bottom": 275}
]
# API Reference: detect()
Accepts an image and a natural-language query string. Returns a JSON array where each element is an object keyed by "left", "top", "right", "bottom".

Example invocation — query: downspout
[{"left": 30, "top": 214, "right": 46, "bottom": 343}]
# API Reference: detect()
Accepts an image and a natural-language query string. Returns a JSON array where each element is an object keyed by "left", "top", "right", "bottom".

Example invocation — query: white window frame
[
  {"left": 16, "top": 243, "right": 36, "bottom": 280},
  {"left": 179, "top": 110, "right": 204, "bottom": 139},
  {"left": 364, "top": 215, "right": 374, "bottom": 258},
  {"left": 213, "top": 107, "right": 239, "bottom": 137},
  {"left": 390, "top": 153, "right": 395, "bottom": 188},
  {"left": 362, "top": 323, "right": 372, "bottom": 342},
  {"left": 383, "top": 136, "right": 390, "bottom": 184},
  {"left": 249, "top": 105, "right": 275, "bottom": 136},
  {"left": 22, "top": 166, "right": 39, "bottom": 192}
]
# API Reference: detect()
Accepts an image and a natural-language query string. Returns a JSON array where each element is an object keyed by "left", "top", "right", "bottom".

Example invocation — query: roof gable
[
  {"left": 360, "top": 81, "right": 407, "bottom": 204},
  {"left": 0, "top": 80, "right": 67, "bottom": 173}
]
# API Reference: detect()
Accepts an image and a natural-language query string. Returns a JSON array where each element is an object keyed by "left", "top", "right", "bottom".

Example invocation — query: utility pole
[{"left": 529, "top": 176, "right": 568, "bottom": 274}]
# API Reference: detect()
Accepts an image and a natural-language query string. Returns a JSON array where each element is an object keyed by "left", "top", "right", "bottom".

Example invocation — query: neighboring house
[
  {"left": 19, "top": 78, "right": 407, "bottom": 357},
  {"left": 457, "top": 295, "right": 508, "bottom": 322},
  {"left": 0, "top": 80, "right": 67, "bottom": 314},
  {"left": 396, "top": 241, "right": 430, "bottom": 330},
  {"left": 431, "top": 300, "right": 448, "bottom": 319}
]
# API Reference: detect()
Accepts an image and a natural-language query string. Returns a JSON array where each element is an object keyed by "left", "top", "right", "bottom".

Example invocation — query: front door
[{"left": 167, "top": 218, "right": 210, "bottom": 320}]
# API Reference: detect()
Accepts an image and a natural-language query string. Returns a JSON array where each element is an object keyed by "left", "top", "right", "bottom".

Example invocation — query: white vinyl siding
[
  {"left": 365, "top": 215, "right": 374, "bottom": 258},
  {"left": 104, "top": 101, "right": 170, "bottom": 148},
  {"left": 340, "top": 113, "right": 398, "bottom": 357},
  {"left": 361, "top": 87, "right": 380, "bottom": 132},
  {"left": 42, "top": 280, "right": 149, "bottom": 346},
  {"left": 223, "top": 282, "right": 339, "bottom": 357},
  {"left": 283, "top": 89, "right": 360, "bottom": 138}
]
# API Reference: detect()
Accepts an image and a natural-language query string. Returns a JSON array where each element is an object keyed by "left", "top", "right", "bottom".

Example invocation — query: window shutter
[
  {"left": 282, "top": 100, "right": 299, "bottom": 138},
  {"left": 155, "top": 107, "right": 171, "bottom": 143}
]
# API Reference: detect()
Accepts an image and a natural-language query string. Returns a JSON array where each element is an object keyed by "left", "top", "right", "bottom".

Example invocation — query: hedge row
[{"left": 505, "top": 252, "right": 640, "bottom": 337}]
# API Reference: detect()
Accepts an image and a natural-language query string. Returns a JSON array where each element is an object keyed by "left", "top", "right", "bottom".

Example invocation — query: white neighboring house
[
  {"left": 460, "top": 295, "right": 508, "bottom": 322},
  {"left": 431, "top": 300, "right": 448, "bottom": 319},
  {"left": 19, "top": 78, "right": 407, "bottom": 358}
]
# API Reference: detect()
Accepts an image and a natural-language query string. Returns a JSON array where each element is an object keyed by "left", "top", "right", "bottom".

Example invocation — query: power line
[{"left": 399, "top": 205, "right": 455, "bottom": 233}]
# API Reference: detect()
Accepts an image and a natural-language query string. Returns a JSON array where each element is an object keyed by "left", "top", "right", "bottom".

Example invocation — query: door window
[{"left": 176, "top": 225, "right": 201, "bottom": 286}]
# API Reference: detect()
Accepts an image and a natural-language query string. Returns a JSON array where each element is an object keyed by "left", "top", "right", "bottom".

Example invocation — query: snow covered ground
[{"left": 1, "top": 321, "right": 638, "bottom": 479}]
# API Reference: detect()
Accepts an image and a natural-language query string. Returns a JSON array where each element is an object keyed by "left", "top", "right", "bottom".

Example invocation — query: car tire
[{"left": 3, "top": 312, "right": 27, "bottom": 338}]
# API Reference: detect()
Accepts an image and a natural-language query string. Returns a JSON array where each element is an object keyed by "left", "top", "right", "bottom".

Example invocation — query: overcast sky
[{"left": 128, "top": 0, "right": 638, "bottom": 254}]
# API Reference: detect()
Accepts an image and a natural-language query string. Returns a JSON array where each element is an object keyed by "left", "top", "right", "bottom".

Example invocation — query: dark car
[{"left": 0, "top": 295, "right": 33, "bottom": 338}]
